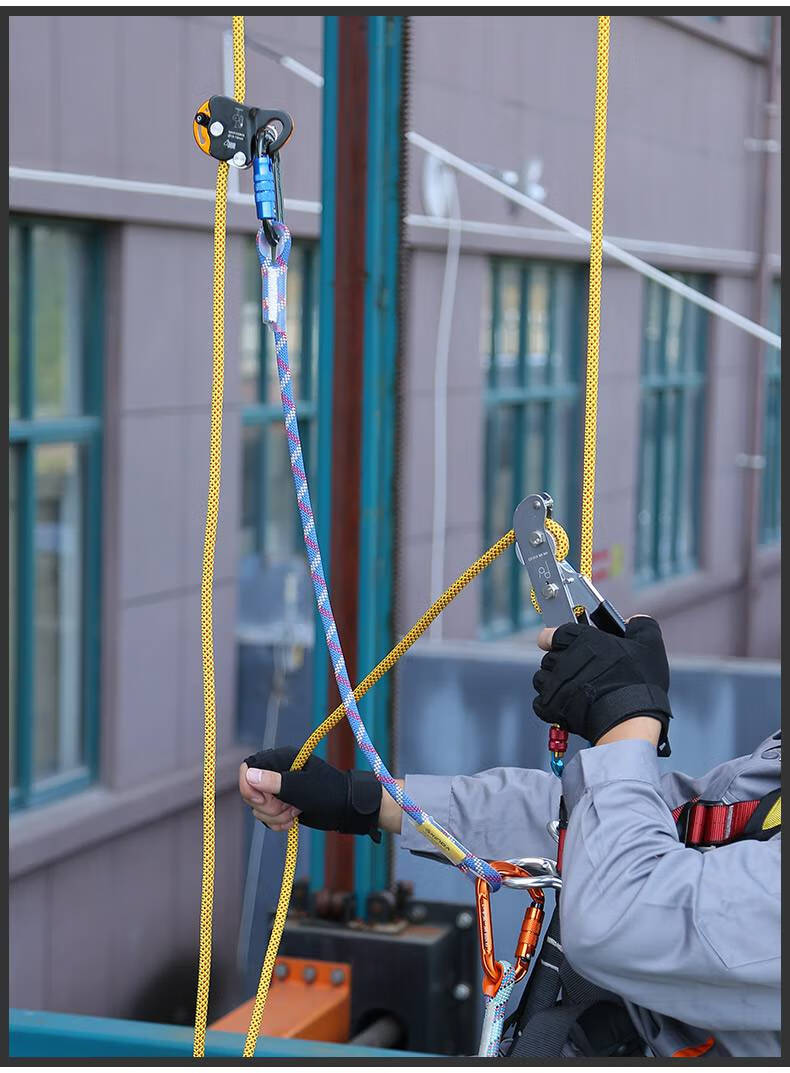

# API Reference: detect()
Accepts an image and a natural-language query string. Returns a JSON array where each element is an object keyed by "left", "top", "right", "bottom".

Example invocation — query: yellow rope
[
  {"left": 216, "top": 13, "right": 610, "bottom": 1057},
  {"left": 528, "top": 517, "right": 571, "bottom": 615},
  {"left": 241, "top": 529, "right": 516, "bottom": 1055},
  {"left": 193, "top": 14, "right": 245, "bottom": 1059},
  {"left": 579, "top": 15, "right": 610, "bottom": 580}
]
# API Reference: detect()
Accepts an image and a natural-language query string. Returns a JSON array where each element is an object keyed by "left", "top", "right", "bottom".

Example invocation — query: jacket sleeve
[
  {"left": 399, "top": 766, "right": 562, "bottom": 860},
  {"left": 559, "top": 740, "right": 780, "bottom": 1032}
]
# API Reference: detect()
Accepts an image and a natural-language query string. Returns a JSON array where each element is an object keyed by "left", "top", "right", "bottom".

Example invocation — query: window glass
[
  {"left": 493, "top": 263, "right": 521, "bottom": 390},
  {"left": 482, "top": 259, "right": 583, "bottom": 635},
  {"left": 9, "top": 217, "right": 102, "bottom": 810},
  {"left": 635, "top": 276, "right": 709, "bottom": 582},
  {"left": 33, "top": 444, "right": 85, "bottom": 784},
  {"left": 526, "top": 266, "right": 550, "bottom": 387},
  {"left": 240, "top": 247, "right": 262, "bottom": 407},
  {"left": 9, "top": 451, "right": 18, "bottom": 791},
  {"left": 32, "top": 227, "right": 88, "bottom": 418},
  {"left": 10, "top": 223, "right": 21, "bottom": 419}
]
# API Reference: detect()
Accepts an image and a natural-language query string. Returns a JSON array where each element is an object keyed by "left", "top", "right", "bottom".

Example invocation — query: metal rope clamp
[
  {"left": 514, "top": 493, "right": 627, "bottom": 773},
  {"left": 193, "top": 95, "right": 294, "bottom": 248},
  {"left": 513, "top": 492, "right": 627, "bottom": 635}
]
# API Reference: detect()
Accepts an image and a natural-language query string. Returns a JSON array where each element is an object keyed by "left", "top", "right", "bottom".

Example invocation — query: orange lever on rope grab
[{"left": 476, "top": 862, "right": 546, "bottom": 997}]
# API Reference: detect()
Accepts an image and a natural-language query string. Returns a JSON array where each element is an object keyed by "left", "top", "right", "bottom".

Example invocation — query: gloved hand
[
  {"left": 243, "top": 747, "right": 383, "bottom": 840},
  {"left": 532, "top": 616, "right": 672, "bottom": 754}
]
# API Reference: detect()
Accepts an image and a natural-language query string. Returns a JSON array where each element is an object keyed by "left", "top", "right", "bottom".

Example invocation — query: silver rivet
[
  {"left": 529, "top": 531, "right": 544, "bottom": 546},
  {"left": 409, "top": 904, "right": 428, "bottom": 923},
  {"left": 455, "top": 910, "right": 474, "bottom": 930},
  {"left": 330, "top": 969, "right": 345, "bottom": 986},
  {"left": 302, "top": 966, "right": 317, "bottom": 984},
  {"left": 542, "top": 583, "right": 559, "bottom": 600},
  {"left": 532, "top": 499, "right": 542, "bottom": 510},
  {"left": 453, "top": 982, "right": 471, "bottom": 1001},
  {"left": 274, "top": 962, "right": 289, "bottom": 980},
  {"left": 209, "top": 121, "right": 224, "bottom": 137},
  {"left": 231, "top": 151, "right": 247, "bottom": 168}
]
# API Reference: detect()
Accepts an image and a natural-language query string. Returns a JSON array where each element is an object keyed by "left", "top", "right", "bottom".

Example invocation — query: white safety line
[
  {"left": 429, "top": 176, "right": 462, "bottom": 638},
  {"left": 408, "top": 132, "right": 781, "bottom": 351}
]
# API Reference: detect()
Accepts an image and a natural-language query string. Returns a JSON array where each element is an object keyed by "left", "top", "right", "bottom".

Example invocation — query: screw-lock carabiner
[{"left": 476, "top": 861, "right": 546, "bottom": 998}]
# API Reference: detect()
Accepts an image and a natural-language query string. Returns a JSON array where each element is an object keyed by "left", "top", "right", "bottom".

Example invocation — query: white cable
[
  {"left": 429, "top": 177, "right": 462, "bottom": 637},
  {"left": 407, "top": 131, "right": 781, "bottom": 352}
]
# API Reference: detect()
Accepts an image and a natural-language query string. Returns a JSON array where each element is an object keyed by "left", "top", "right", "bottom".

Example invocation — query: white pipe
[
  {"left": 408, "top": 131, "right": 781, "bottom": 351},
  {"left": 11, "top": 152, "right": 780, "bottom": 351},
  {"left": 407, "top": 213, "right": 778, "bottom": 272},
  {"left": 9, "top": 165, "right": 321, "bottom": 216},
  {"left": 429, "top": 177, "right": 462, "bottom": 638},
  {"left": 12, "top": 163, "right": 780, "bottom": 275}
]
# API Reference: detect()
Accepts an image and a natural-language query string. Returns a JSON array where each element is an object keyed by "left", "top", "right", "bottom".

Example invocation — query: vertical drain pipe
[{"left": 739, "top": 15, "right": 780, "bottom": 657}]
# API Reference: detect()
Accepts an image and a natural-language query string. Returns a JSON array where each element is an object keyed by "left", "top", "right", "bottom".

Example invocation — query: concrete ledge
[{"left": 9, "top": 747, "right": 254, "bottom": 880}]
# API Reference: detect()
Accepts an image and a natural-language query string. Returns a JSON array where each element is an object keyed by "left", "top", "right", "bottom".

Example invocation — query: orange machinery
[{"left": 210, "top": 956, "right": 351, "bottom": 1044}]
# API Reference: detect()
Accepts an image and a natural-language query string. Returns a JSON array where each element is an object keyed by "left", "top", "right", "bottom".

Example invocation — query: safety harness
[
  {"left": 502, "top": 788, "right": 781, "bottom": 1058},
  {"left": 673, "top": 787, "right": 781, "bottom": 848}
]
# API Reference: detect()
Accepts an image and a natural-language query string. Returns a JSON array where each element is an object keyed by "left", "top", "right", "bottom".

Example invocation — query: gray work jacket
[{"left": 400, "top": 731, "right": 781, "bottom": 1058}]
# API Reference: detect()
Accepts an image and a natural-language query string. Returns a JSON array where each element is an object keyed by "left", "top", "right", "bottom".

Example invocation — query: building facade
[{"left": 9, "top": 14, "right": 780, "bottom": 1022}]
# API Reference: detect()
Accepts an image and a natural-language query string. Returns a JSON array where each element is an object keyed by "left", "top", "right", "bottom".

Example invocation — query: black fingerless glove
[
  {"left": 244, "top": 746, "right": 383, "bottom": 841},
  {"left": 532, "top": 616, "right": 672, "bottom": 755}
]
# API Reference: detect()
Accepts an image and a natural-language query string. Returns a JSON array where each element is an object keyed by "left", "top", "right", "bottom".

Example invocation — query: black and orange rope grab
[{"left": 191, "top": 13, "right": 616, "bottom": 1059}]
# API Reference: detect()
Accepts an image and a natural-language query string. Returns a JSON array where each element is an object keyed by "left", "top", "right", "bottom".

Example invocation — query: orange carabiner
[{"left": 476, "top": 862, "right": 546, "bottom": 997}]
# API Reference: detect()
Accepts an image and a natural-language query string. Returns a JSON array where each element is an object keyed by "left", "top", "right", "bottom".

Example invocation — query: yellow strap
[
  {"left": 579, "top": 15, "right": 610, "bottom": 580},
  {"left": 193, "top": 14, "right": 245, "bottom": 1060},
  {"left": 763, "top": 795, "right": 781, "bottom": 831}
]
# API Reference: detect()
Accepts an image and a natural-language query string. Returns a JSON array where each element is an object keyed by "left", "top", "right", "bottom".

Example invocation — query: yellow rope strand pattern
[
  {"left": 193, "top": 15, "right": 245, "bottom": 1059},
  {"left": 528, "top": 517, "right": 571, "bottom": 616},
  {"left": 579, "top": 14, "right": 610, "bottom": 580},
  {"left": 241, "top": 529, "right": 516, "bottom": 1056}
]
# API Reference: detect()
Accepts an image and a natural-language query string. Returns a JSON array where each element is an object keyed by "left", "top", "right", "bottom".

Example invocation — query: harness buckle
[{"left": 675, "top": 800, "right": 696, "bottom": 846}]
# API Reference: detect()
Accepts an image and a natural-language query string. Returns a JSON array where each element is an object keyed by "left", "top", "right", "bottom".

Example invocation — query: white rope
[
  {"left": 429, "top": 175, "right": 462, "bottom": 636},
  {"left": 408, "top": 131, "right": 781, "bottom": 352},
  {"left": 477, "top": 961, "right": 516, "bottom": 1058}
]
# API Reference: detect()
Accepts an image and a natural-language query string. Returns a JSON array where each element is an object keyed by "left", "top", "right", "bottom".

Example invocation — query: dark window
[
  {"left": 635, "top": 276, "right": 710, "bottom": 584},
  {"left": 481, "top": 260, "right": 584, "bottom": 636},
  {"left": 9, "top": 217, "right": 103, "bottom": 810}
]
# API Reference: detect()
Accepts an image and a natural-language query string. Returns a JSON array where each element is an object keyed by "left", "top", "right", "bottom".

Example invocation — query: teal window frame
[
  {"left": 240, "top": 239, "right": 318, "bottom": 559},
  {"left": 481, "top": 258, "right": 584, "bottom": 638},
  {"left": 9, "top": 215, "right": 104, "bottom": 811},
  {"left": 759, "top": 278, "right": 781, "bottom": 544},
  {"left": 635, "top": 274, "right": 710, "bottom": 585}
]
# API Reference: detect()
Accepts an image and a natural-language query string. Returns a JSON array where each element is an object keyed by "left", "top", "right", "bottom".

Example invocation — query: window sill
[{"left": 10, "top": 746, "right": 253, "bottom": 881}]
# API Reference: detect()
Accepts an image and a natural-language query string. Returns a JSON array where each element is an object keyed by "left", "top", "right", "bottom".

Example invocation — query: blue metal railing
[{"left": 10, "top": 1010, "right": 432, "bottom": 1059}]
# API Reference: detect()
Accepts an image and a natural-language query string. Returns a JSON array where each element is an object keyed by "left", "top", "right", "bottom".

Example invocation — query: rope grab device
[{"left": 192, "top": 12, "right": 615, "bottom": 1059}]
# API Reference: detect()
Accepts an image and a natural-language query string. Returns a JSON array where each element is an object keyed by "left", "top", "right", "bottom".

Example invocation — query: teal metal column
[
  {"left": 311, "top": 14, "right": 404, "bottom": 906},
  {"left": 309, "top": 14, "right": 340, "bottom": 892},
  {"left": 355, "top": 14, "right": 404, "bottom": 902}
]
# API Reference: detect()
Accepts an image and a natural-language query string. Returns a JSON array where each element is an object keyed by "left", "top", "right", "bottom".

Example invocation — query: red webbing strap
[{"left": 672, "top": 797, "right": 761, "bottom": 847}]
